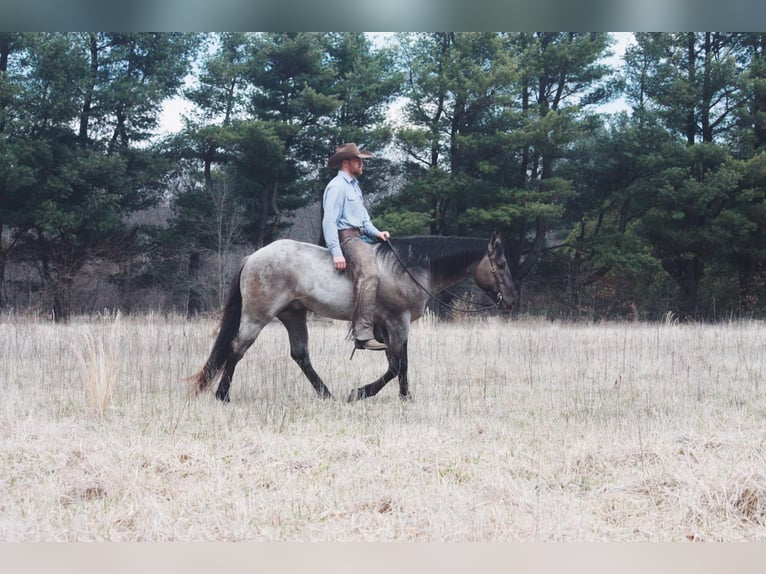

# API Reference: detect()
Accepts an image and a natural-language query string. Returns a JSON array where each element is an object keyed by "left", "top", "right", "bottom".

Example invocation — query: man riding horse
[
  {"left": 322, "top": 143, "right": 390, "bottom": 352},
  {"left": 190, "top": 146, "right": 518, "bottom": 402}
]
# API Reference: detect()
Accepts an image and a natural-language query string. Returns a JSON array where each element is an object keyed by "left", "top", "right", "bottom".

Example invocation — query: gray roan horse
[{"left": 191, "top": 232, "right": 518, "bottom": 402}]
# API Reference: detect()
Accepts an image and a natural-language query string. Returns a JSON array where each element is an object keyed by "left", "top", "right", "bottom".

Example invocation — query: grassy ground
[{"left": 1, "top": 312, "right": 765, "bottom": 541}]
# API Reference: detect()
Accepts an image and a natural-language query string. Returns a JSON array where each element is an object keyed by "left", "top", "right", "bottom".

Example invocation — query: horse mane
[{"left": 377, "top": 236, "right": 488, "bottom": 284}]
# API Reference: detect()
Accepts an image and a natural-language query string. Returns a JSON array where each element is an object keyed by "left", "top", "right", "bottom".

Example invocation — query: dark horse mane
[{"left": 377, "top": 236, "right": 488, "bottom": 285}]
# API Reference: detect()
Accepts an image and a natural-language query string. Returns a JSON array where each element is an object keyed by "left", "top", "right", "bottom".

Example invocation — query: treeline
[{"left": 2, "top": 32, "right": 766, "bottom": 321}]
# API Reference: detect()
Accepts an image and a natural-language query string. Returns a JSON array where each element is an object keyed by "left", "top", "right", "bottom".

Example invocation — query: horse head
[{"left": 475, "top": 231, "right": 519, "bottom": 312}]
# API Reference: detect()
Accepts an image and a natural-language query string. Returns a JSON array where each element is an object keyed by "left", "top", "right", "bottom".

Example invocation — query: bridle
[{"left": 384, "top": 241, "right": 506, "bottom": 314}]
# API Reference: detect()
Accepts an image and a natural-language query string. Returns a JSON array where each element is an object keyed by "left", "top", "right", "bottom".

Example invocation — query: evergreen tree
[
  {"left": 618, "top": 33, "right": 754, "bottom": 316},
  {"left": 238, "top": 32, "right": 399, "bottom": 246},
  {"left": 0, "top": 33, "right": 32, "bottom": 308},
  {"left": 0, "top": 33, "right": 198, "bottom": 319},
  {"left": 162, "top": 33, "right": 252, "bottom": 312},
  {"left": 386, "top": 32, "right": 613, "bottom": 298}
]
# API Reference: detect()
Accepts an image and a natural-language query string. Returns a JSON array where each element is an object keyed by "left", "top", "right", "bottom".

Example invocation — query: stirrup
[{"left": 349, "top": 338, "right": 386, "bottom": 360}]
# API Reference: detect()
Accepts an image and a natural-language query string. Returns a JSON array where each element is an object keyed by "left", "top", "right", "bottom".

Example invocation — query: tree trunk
[
  {"left": 41, "top": 258, "right": 73, "bottom": 323},
  {"left": 0, "top": 39, "right": 11, "bottom": 307},
  {"left": 701, "top": 32, "right": 714, "bottom": 144},
  {"left": 685, "top": 33, "right": 697, "bottom": 146},
  {"left": 255, "top": 183, "right": 271, "bottom": 248},
  {"left": 0, "top": 34, "right": 11, "bottom": 134},
  {"left": 736, "top": 255, "right": 760, "bottom": 314},
  {"left": 187, "top": 250, "right": 202, "bottom": 316},
  {"left": 0, "top": 231, "right": 6, "bottom": 310},
  {"left": 753, "top": 36, "right": 766, "bottom": 149},
  {"left": 52, "top": 278, "right": 73, "bottom": 323},
  {"left": 79, "top": 32, "right": 99, "bottom": 147},
  {"left": 663, "top": 255, "right": 704, "bottom": 318}
]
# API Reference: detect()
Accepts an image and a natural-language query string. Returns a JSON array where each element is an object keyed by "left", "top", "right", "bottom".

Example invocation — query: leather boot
[{"left": 354, "top": 338, "right": 387, "bottom": 351}]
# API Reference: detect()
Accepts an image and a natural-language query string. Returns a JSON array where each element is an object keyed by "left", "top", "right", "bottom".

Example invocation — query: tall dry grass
[
  {"left": 69, "top": 312, "right": 122, "bottom": 419},
  {"left": 1, "top": 312, "right": 765, "bottom": 541}
]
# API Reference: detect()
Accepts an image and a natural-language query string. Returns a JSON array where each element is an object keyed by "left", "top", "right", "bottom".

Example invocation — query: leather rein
[{"left": 383, "top": 240, "right": 504, "bottom": 314}]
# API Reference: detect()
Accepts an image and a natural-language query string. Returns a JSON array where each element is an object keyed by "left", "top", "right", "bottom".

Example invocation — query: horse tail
[{"left": 190, "top": 258, "right": 246, "bottom": 394}]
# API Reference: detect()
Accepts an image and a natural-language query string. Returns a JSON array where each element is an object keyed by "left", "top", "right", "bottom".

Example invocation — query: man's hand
[
  {"left": 333, "top": 255, "right": 346, "bottom": 271},
  {"left": 377, "top": 231, "right": 390, "bottom": 242}
]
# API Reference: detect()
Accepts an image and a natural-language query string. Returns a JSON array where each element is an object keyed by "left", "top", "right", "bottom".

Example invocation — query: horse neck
[{"left": 400, "top": 237, "right": 486, "bottom": 292}]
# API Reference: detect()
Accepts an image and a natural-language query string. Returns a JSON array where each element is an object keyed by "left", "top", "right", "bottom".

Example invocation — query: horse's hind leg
[
  {"left": 396, "top": 341, "right": 410, "bottom": 399},
  {"left": 277, "top": 308, "right": 333, "bottom": 399},
  {"left": 215, "top": 356, "right": 240, "bottom": 402},
  {"left": 215, "top": 319, "right": 263, "bottom": 402}
]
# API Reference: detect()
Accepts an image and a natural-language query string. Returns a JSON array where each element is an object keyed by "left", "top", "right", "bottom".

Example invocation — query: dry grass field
[{"left": 1, "top": 312, "right": 766, "bottom": 541}]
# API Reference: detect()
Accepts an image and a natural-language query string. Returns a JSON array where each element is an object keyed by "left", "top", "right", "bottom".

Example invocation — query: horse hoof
[{"left": 347, "top": 389, "right": 363, "bottom": 403}]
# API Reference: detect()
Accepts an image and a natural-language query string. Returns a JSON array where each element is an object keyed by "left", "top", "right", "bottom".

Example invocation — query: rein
[{"left": 383, "top": 240, "right": 504, "bottom": 314}]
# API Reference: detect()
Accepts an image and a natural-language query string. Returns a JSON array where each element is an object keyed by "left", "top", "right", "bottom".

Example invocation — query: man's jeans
[{"left": 340, "top": 233, "right": 379, "bottom": 341}]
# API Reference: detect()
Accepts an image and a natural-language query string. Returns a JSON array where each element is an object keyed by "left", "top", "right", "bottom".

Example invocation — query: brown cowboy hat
[{"left": 327, "top": 143, "right": 374, "bottom": 168}]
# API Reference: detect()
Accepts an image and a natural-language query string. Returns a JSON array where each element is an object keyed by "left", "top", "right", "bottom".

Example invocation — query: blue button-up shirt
[{"left": 322, "top": 171, "right": 381, "bottom": 258}]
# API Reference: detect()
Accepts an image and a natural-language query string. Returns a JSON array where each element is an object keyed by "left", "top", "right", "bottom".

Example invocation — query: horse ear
[{"left": 489, "top": 230, "right": 500, "bottom": 253}]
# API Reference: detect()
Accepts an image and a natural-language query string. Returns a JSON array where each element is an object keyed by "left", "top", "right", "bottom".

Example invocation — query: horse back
[{"left": 242, "top": 240, "right": 354, "bottom": 320}]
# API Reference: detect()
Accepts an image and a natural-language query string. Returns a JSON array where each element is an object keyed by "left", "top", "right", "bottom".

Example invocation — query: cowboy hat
[{"left": 327, "top": 143, "right": 374, "bottom": 168}]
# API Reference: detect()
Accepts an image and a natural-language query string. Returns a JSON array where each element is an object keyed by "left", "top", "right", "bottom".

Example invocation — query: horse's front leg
[{"left": 348, "top": 338, "right": 409, "bottom": 402}]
